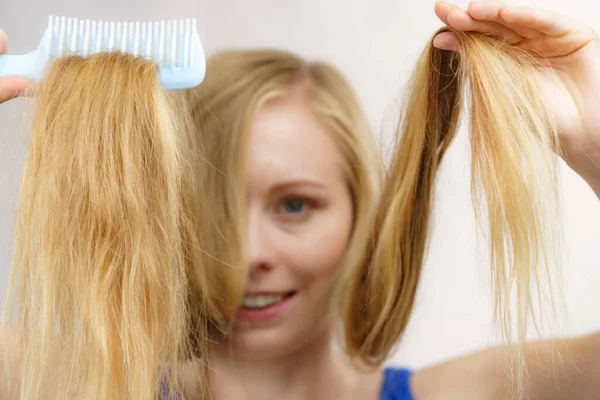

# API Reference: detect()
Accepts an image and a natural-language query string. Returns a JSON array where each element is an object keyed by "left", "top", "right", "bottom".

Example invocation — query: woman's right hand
[{"left": 0, "top": 28, "right": 32, "bottom": 104}]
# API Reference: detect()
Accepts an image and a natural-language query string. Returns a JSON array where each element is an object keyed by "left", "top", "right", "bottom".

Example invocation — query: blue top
[
  {"left": 380, "top": 368, "right": 414, "bottom": 400},
  {"left": 162, "top": 367, "right": 414, "bottom": 399}
]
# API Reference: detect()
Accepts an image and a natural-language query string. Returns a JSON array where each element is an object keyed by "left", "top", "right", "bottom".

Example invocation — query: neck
[{"left": 209, "top": 330, "right": 379, "bottom": 400}]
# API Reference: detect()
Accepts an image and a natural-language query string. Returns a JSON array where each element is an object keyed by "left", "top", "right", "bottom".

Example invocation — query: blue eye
[{"left": 282, "top": 198, "right": 305, "bottom": 214}]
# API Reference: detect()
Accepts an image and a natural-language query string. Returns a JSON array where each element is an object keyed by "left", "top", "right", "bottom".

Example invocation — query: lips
[{"left": 236, "top": 291, "right": 297, "bottom": 322}]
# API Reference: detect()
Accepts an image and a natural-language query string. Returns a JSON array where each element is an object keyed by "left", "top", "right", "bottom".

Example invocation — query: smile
[
  {"left": 236, "top": 291, "right": 297, "bottom": 322},
  {"left": 241, "top": 291, "right": 295, "bottom": 309}
]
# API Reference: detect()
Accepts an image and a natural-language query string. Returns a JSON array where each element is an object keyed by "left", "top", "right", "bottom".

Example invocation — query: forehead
[{"left": 246, "top": 98, "right": 345, "bottom": 182}]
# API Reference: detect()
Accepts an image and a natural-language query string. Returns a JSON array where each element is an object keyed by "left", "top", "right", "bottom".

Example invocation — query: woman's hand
[
  {"left": 433, "top": 1, "right": 600, "bottom": 197},
  {"left": 0, "top": 28, "right": 32, "bottom": 104}
]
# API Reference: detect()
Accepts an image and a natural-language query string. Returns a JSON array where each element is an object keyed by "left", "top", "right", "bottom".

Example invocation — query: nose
[{"left": 247, "top": 208, "right": 277, "bottom": 275}]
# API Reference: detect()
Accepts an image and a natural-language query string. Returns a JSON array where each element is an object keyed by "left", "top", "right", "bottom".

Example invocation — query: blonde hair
[
  {"left": 3, "top": 52, "right": 243, "bottom": 400},
  {"left": 348, "top": 28, "right": 562, "bottom": 396},
  {"left": 2, "top": 48, "right": 384, "bottom": 400},
  {"left": 2, "top": 27, "right": 564, "bottom": 398}
]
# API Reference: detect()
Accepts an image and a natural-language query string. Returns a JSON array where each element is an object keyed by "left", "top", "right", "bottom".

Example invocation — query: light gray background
[{"left": 1, "top": 0, "right": 599, "bottom": 370}]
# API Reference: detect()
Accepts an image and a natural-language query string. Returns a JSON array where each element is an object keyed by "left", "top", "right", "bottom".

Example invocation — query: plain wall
[{"left": 0, "top": 0, "right": 598, "bottom": 370}]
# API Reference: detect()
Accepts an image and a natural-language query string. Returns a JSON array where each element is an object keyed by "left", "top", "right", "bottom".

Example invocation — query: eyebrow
[{"left": 269, "top": 179, "right": 329, "bottom": 194}]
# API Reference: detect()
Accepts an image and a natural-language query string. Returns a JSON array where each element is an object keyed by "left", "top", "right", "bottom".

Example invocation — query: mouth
[
  {"left": 236, "top": 291, "right": 297, "bottom": 322},
  {"left": 241, "top": 291, "right": 296, "bottom": 310}
]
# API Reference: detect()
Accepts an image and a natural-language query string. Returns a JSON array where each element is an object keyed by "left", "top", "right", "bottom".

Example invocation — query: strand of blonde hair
[
  {"left": 347, "top": 28, "right": 562, "bottom": 398},
  {"left": 4, "top": 52, "right": 198, "bottom": 400}
]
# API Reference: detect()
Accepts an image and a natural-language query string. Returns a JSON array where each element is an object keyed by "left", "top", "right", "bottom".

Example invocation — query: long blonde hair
[
  {"left": 348, "top": 27, "right": 562, "bottom": 397},
  {"left": 3, "top": 27, "right": 564, "bottom": 399},
  {"left": 3, "top": 52, "right": 244, "bottom": 400},
  {"left": 3, "top": 48, "right": 384, "bottom": 400}
]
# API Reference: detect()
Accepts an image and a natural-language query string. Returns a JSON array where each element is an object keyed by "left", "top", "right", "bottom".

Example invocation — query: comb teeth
[{"left": 45, "top": 15, "right": 198, "bottom": 67}]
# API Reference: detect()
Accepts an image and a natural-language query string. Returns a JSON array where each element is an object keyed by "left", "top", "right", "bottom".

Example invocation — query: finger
[
  {"left": 433, "top": 31, "right": 459, "bottom": 51},
  {"left": 515, "top": 33, "right": 596, "bottom": 59},
  {"left": 467, "top": 1, "right": 539, "bottom": 37},
  {"left": 467, "top": 1, "right": 571, "bottom": 38},
  {"left": 500, "top": 5, "right": 577, "bottom": 37},
  {"left": 0, "top": 28, "right": 7, "bottom": 54},
  {"left": 447, "top": 6, "right": 523, "bottom": 44},
  {"left": 0, "top": 76, "right": 32, "bottom": 103},
  {"left": 434, "top": 0, "right": 453, "bottom": 25}
]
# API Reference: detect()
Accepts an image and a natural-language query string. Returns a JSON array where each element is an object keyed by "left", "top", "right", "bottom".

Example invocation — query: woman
[
  {"left": 174, "top": 4, "right": 599, "bottom": 400},
  {"left": 1, "top": 1, "right": 599, "bottom": 399}
]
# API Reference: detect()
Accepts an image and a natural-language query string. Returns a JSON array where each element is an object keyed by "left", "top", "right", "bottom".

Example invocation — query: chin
[
  {"left": 220, "top": 295, "right": 332, "bottom": 361},
  {"left": 225, "top": 325, "right": 305, "bottom": 360}
]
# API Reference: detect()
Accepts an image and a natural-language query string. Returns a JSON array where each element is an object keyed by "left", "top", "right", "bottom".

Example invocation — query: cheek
[{"left": 283, "top": 207, "right": 353, "bottom": 280}]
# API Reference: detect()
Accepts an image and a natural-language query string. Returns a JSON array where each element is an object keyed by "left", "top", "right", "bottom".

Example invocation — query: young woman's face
[{"left": 226, "top": 94, "right": 354, "bottom": 360}]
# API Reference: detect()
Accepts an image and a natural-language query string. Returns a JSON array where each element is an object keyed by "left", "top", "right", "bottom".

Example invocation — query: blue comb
[{"left": 0, "top": 16, "right": 206, "bottom": 90}]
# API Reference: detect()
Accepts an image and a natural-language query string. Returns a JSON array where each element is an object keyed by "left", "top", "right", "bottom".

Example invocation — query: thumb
[
  {"left": 0, "top": 76, "right": 33, "bottom": 103},
  {"left": 433, "top": 31, "right": 460, "bottom": 51},
  {"left": 0, "top": 28, "right": 34, "bottom": 103}
]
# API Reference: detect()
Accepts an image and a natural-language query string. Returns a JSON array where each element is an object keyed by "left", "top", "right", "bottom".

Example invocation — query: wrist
[
  {"left": 576, "top": 171, "right": 600, "bottom": 199},
  {"left": 561, "top": 149, "right": 600, "bottom": 199},
  {"left": 589, "top": 177, "right": 600, "bottom": 199},
  {"left": 577, "top": 170, "right": 600, "bottom": 199}
]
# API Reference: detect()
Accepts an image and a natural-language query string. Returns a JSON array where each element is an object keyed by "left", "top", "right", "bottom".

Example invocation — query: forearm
[
  {"left": 588, "top": 177, "right": 600, "bottom": 199},
  {"left": 563, "top": 146, "right": 600, "bottom": 199},
  {"left": 578, "top": 166, "right": 600, "bottom": 198}
]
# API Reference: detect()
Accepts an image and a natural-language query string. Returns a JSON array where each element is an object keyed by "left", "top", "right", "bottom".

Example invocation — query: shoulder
[{"left": 380, "top": 367, "right": 414, "bottom": 400}]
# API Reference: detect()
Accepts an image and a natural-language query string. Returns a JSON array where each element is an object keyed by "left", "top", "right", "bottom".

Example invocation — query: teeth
[{"left": 242, "top": 294, "right": 286, "bottom": 309}]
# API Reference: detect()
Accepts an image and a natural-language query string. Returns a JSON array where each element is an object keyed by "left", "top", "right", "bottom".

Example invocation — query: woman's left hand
[{"left": 433, "top": 1, "right": 600, "bottom": 197}]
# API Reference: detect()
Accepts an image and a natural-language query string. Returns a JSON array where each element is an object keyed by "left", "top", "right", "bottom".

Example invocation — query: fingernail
[
  {"left": 468, "top": 1, "right": 486, "bottom": 10},
  {"left": 433, "top": 37, "right": 457, "bottom": 51},
  {"left": 432, "top": 35, "right": 447, "bottom": 46}
]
